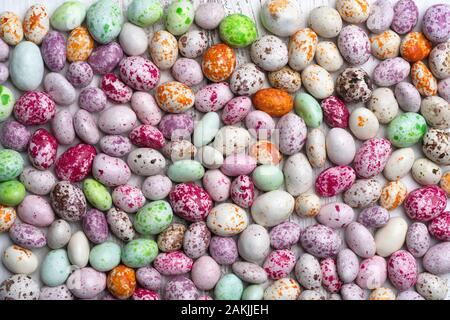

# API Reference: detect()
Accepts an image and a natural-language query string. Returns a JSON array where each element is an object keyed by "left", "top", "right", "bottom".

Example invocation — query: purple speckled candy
[
  {"left": 438, "top": 78, "right": 450, "bottom": 102},
  {"left": 99, "top": 135, "right": 132, "bottom": 157},
  {"left": 82, "top": 209, "right": 108, "bottom": 244},
  {"left": 300, "top": 224, "right": 342, "bottom": 258},
  {"left": 269, "top": 221, "right": 301, "bottom": 250},
  {"left": 9, "top": 223, "right": 46, "bottom": 249},
  {"left": 222, "top": 96, "right": 252, "bottom": 125},
  {"left": 119, "top": 56, "right": 160, "bottom": 91},
  {"left": 158, "top": 113, "right": 194, "bottom": 141},
  {"left": 0, "top": 120, "right": 31, "bottom": 151},
  {"left": 142, "top": 175, "right": 172, "bottom": 201},
  {"left": 406, "top": 222, "right": 430, "bottom": 258},
  {"left": 171, "top": 58, "right": 204, "bottom": 87},
  {"left": 88, "top": 42, "right": 123, "bottom": 75},
  {"left": 0, "top": 63, "right": 8, "bottom": 84},
  {"left": 136, "top": 267, "right": 162, "bottom": 291},
  {"left": 395, "top": 82, "right": 422, "bottom": 112},
  {"left": 209, "top": 236, "right": 238, "bottom": 265},
  {"left": 404, "top": 185, "right": 447, "bottom": 222},
  {"left": 0, "top": 38, "right": 9, "bottom": 61},
  {"left": 366, "top": 0, "right": 394, "bottom": 34},
  {"left": 358, "top": 206, "right": 389, "bottom": 228},
  {"left": 39, "top": 285, "right": 74, "bottom": 300},
  {"left": 353, "top": 138, "right": 392, "bottom": 178},
  {"left": 276, "top": 113, "right": 307, "bottom": 156},
  {"left": 337, "top": 25, "right": 371, "bottom": 66},
  {"left": 79, "top": 87, "right": 107, "bottom": 112},
  {"left": 391, "top": 0, "right": 418, "bottom": 34},
  {"left": 195, "top": 82, "right": 234, "bottom": 112},
  {"left": 321, "top": 96, "right": 349, "bottom": 128},
  {"left": 387, "top": 250, "right": 418, "bottom": 291},
  {"left": 66, "top": 62, "right": 93, "bottom": 88},
  {"left": 41, "top": 31, "right": 66, "bottom": 72},
  {"left": 422, "top": 4, "right": 450, "bottom": 43},
  {"left": 165, "top": 276, "right": 199, "bottom": 300},
  {"left": 373, "top": 57, "right": 410, "bottom": 87}
]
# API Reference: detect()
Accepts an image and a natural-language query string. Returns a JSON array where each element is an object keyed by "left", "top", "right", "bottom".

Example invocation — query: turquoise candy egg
[
  {"left": 165, "top": 0, "right": 194, "bottom": 36},
  {"left": 86, "top": 0, "right": 123, "bottom": 44},
  {"left": 0, "top": 86, "right": 15, "bottom": 122},
  {"left": 9, "top": 41, "right": 44, "bottom": 91},
  {"left": 41, "top": 249, "right": 71, "bottom": 286},
  {"left": 219, "top": 14, "right": 258, "bottom": 48},
  {"left": 121, "top": 238, "right": 158, "bottom": 268},
  {"left": 0, "top": 149, "right": 24, "bottom": 182},
  {"left": 134, "top": 200, "right": 173, "bottom": 235},
  {"left": 168, "top": 160, "right": 205, "bottom": 182},
  {"left": 252, "top": 165, "right": 284, "bottom": 191},
  {"left": 0, "top": 180, "right": 25, "bottom": 206},
  {"left": 242, "top": 284, "right": 264, "bottom": 300},
  {"left": 387, "top": 112, "right": 428, "bottom": 148},
  {"left": 51, "top": 1, "right": 87, "bottom": 31},
  {"left": 82, "top": 178, "right": 112, "bottom": 211},
  {"left": 127, "top": 0, "right": 163, "bottom": 27},
  {"left": 214, "top": 274, "right": 244, "bottom": 300},
  {"left": 294, "top": 92, "right": 323, "bottom": 128},
  {"left": 89, "top": 242, "right": 121, "bottom": 272}
]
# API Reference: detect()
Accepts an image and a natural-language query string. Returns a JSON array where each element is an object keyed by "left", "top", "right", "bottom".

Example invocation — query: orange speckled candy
[
  {"left": 249, "top": 141, "right": 282, "bottom": 165},
  {"left": 66, "top": 26, "right": 94, "bottom": 62},
  {"left": 202, "top": 43, "right": 236, "bottom": 82},
  {"left": 440, "top": 171, "right": 450, "bottom": 196},
  {"left": 252, "top": 88, "right": 293, "bottom": 117},
  {"left": 400, "top": 32, "right": 432, "bottom": 63},
  {"left": 23, "top": 4, "right": 49, "bottom": 45},
  {"left": 155, "top": 81, "right": 195, "bottom": 113},
  {"left": 411, "top": 61, "right": 437, "bottom": 97},
  {"left": 0, "top": 205, "right": 16, "bottom": 232},
  {"left": 379, "top": 180, "right": 407, "bottom": 211},
  {"left": 369, "top": 287, "right": 396, "bottom": 300},
  {"left": 0, "top": 11, "right": 24, "bottom": 45},
  {"left": 107, "top": 265, "right": 136, "bottom": 299},
  {"left": 370, "top": 30, "right": 401, "bottom": 60}
]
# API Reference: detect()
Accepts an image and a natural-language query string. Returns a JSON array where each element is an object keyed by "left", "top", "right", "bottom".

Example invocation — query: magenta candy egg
[
  {"left": 320, "top": 258, "right": 343, "bottom": 293},
  {"left": 28, "top": 128, "right": 58, "bottom": 170},
  {"left": 169, "top": 183, "right": 213, "bottom": 222},
  {"left": 321, "top": 96, "right": 349, "bottom": 128},
  {"left": 55, "top": 144, "right": 96, "bottom": 182},
  {"left": 230, "top": 175, "right": 255, "bottom": 208},
  {"left": 353, "top": 138, "right": 392, "bottom": 178},
  {"left": 387, "top": 250, "right": 418, "bottom": 291},
  {"left": 404, "top": 185, "right": 447, "bottom": 222},
  {"left": 153, "top": 251, "right": 193, "bottom": 276},
  {"left": 129, "top": 124, "right": 165, "bottom": 149},
  {"left": 263, "top": 249, "right": 296, "bottom": 280},
  {"left": 429, "top": 211, "right": 450, "bottom": 241},
  {"left": 119, "top": 56, "right": 160, "bottom": 91},
  {"left": 101, "top": 73, "right": 133, "bottom": 104},
  {"left": 112, "top": 185, "right": 145, "bottom": 213},
  {"left": 315, "top": 165, "right": 356, "bottom": 197},
  {"left": 13, "top": 91, "right": 56, "bottom": 125}
]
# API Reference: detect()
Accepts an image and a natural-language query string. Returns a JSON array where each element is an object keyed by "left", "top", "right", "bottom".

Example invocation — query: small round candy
[{"left": 219, "top": 14, "right": 257, "bottom": 48}]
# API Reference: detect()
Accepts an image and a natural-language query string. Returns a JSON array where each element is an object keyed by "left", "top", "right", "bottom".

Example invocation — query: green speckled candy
[
  {"left": 242, "top": 284, "right": 264, "bottom": 300},
  {"left": 0, "top": 149, "right": 24, "bottom": 182},
  {"left": 214, "top": 274, "right": 244, "bottom": 300},
  {"left": 89, "top": 242, "right": 121, "bottom": 272},
  {"left": 0, "top": 180, "right": 25, "bottom": 206},
  {"left": 219, "top": 14, "right": 257, "bottom": 48},
  {"left": 41, "top": 249, "right": 71, "bottom": 287},
  {"left": 50, "top": 1, "right": 87, "bottom": 31},
  {"left": 0, "top": 86, "right": 15, "bottom": 122},
  {"left": 387, "top": 112, "right": 427, "bottom": 148},
  {"left": 82, "top": 178, "right": 112, "bottom": 211},
  {"left": 165, "top": 0, "right": 194, "bottom": 36},
  {"left": 121, "top": 238, "right": 158, "bottom": 268},
  {"left": 294, "top": 92, "right": 323, "bottom": 128},
  {"left": 168, "top": 160, "right": 205, "bottom": 182},
  {"left": 127, "top": 0, "right": 163, "bottom": 27},
  {"left": 134, "top": 200, "right": 173, "bottom": 235},
  {"left": 252, "top": 165, "right": 284, "bottom": 191},
  {"left": 86, "top": 0, "right": 123, "bottom": 44}
]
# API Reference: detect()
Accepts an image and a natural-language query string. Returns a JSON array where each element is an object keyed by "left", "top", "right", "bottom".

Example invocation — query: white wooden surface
[{"left": 0, "top": 0, "right": 449, "bottom": 300}]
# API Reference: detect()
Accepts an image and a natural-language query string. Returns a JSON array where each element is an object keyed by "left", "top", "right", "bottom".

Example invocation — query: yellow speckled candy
[
  {"left": 0, "top": 205, "right": 16, "bottom": 232},
  {"left": 379, "top": 180, "right": 408, "bottom": 211},
  {"left": 66, "top": 26, "right": 94, "bottom": 62},
  {"left": 369, "top": 287, "right": 396, "bottom": 300},
  {"left": 0, "top": 11, "right": 23, "bottom": 45}
]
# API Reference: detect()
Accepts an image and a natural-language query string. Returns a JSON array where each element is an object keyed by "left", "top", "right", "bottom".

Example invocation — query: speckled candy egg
[
  {"left": 423, "top": 242, "right": 450, "bottom": 275},
  {"left": 345, "top": 222, "right": 376, "bottom": 258},
  {"left": 157, "top": 223, "right": 186, "bottom": 252},
  {"left": 0, "top": 180, "right": 26, "bottom": 207},
  {"left": 263, "top": 278, "right": 301, "bottom": 300},
  {"left": 106, "top": 265, "right": 136, "bottom": 300},
  {"left": 260, "top": 0, "right": 302, "bottom": 37},
  {"left": 119, "top": 56, "right": 160, "bottom": 91},
  {"left": 422, "top": 4, "right": 450, "bottom": 43},
  {"left": 106, "top": 208, "right": 134, "bottom": 242},
  {"left": 133, "top": 200, "right": 172, "bottom": 236},
  {"left": 230, "top": 175, "right": 255, "bottom": 209},
  {"left": 171, "top": 58, "right": 203, "bottom": 87},
  {"left": 356, "top": 255, "right": 387, "bottom": 289},
  {"left": 66, "top": 62, "right": 93, "bottom": 88},
  {"left": 429, "top": 211, "right": 450, "bottom": 241},
  {"left": 54, "top": 144, "right": 95, "bottom": 182},
  {"left": 416, "top": 273, "right": 448, "bottom": 300},
  {"left": 317, "top": 202, "right": 354, "bottom": 229},
  {"left": 370, "top": 30, "right": 401, "bottom": 60},
  {"left": 373, "top": 57, "right": 410, "bottom": 87},
  {"left": 0, "top": 11, "right": 23, "bottom": 45},
  {"left": 294, "top": 193, "right": 320, "bottom": 218},
  {"left": 23, "top": 4, "right": 49, "bottom": 45},
  {"left": 411, "top": 61, "right": 438, "bottom": 96},
  {"left": 202, "top": 43, "right": 236, "bottom": 82},
  {"left": 270, "top": 221, "right": 301, "bottom": 250},
  {"left": 387, "top": 113, "right": 427, "bottom": 148},
  {"left": 336, "top": 68, "right": 372, "bottom": 103},
  {"left": 315, "top": 165, "right": 356, "bottom": 197},
  {"left": 268, "top": 67, "right": 301, "bottom": 93},
  {"left": 191, "top": 256, "right": 220, "bottom": 290},
  {"left": 50, "top": 1, "right": 86, "bottom": 31},
  {"left": 343, "top": 178, "right": 382, "bottom": 208},
  {"left": 0, "top": 205, "right": 16, "bottom": 232},
  {"left": 353, "top": 138, "right": 392, "bottom": 178},
  {"left": 210, "top": 236, "right": 238, "bottom": 265},
  {"left": 263, "top": 249, "right": 296, "bottom": 280},
  {"left": 412, "top": 158, "right": 442, "bottom": 186},
  {"left": 165, "top": 276, "right": 198, "bottom": 300},
  {"left": 0, "top": 120, "right": 30, "bottom": 151},
  {"left": 100, "top": 73, "right": 132, "bottom": 103},
  {"left": 348, "top": 107, "right": 379, "bottom": 140},
  {"left": 28, "top": 128, "right": 57, "bottom": 171},
  {"left": 336, "top": 0, "right": 370, "bottom": 23},
  {"left": 219, "top": 14, "right": 257, "bottom": 48},
  {"left": 207, "top": 203, "right": 248, "bottom": 236},
  {"left": 153, "top": 251, "right": 193, "bottom": 275},
  {"left": 420, "top": 96, "right": 450, "bottom": 129},
  {"left": 87, "top": 42, "right": 123, "bottom": 75},
  {"left": 90, "top": 242, "right": 121, "bottom": 272},
  {"left": 111, "top": 185, "right": 144, "bottom": 214},
  {"left": 391, "top": 0, "right": 418, "bottom": 34},
  {"left": 7, "top": 223, "right": 44, "bottom": 251},
  {"left": 19, "top": 167, "right": 55, "bottom": 196},
  {"left": 194, "top": 2, "right": 224, "bottom": 29},
  {"left": 0, "top": 149, "right": 23, "bottom": 182},
  {"left": 288, "top": 28, "right": 318, "bottom": 71},
  {"left": 119, "top": 23, "right": 147, "bottom": 56},
  {"left": 366, "top": 0, "right": 393, "bottom": 34},
  {"left": 429, "top": 42, "right": 450, "bottom": 80},
  {"left": 149, "top": 30, "right": 178, "bottom": 70},
  {"left": 155, "top": 81, "right": 194, "bottom": 113},
  {"left": 17, "top": 195, "right": 54, "bottom": 227},
  {"left": 338, "top": 25, "right": 371, "bottom": 66},
  {"left": 178, "top": 30, "right": 207, "bottom": 59},
  {"left": 422, "top": 129, "right": 450, "bottom": 165},
  {"left": 229, "top": 63, "right": 264, "bottom": 96},
  {"left": 300, "top": 224, "right": 342, "bottom": 258},
  {"left": 309, "top": 6, "right": 342, "bottom": 38},
  {"left": 250, "top": 35, "right": 288, "bottom": 72},
  {"left": 394, "top": 82, "right": 421, "bottom": 112},
  {"left": 314, "top": 41, "right": 344, "bottom": 73},
  {"left": 400, "top": 32, "right": 432, "bottom": 63},
  {"left": 50, "top": 181, "right": 86, "bottom": 222},
  {"left": 301, "top": 64, "right": 333, "bottom": 100},
  {"left": 182, "top": 221, "right": 210, "bottom": 259},
  {"left": 388, "top": 251, "right": 418, "bottom": 291},
  {"left": 0, "top": 274, "right": 39, "bottom": 300},
  {"left": 321, "top": 96, "right": 349, "bottom": 129},
  {"left": 82, "top": 209, "right": 108, "bottom": 244},
  {"left": 14, "top": 91, "right": 56, "bottom": 126},
  {"left": 39, "top": 285, "right": 74, "bottom": 300},
  {"left": 404, "top": 185, "right": 447, "bottom": 222},
  {"left": 122, "top": 239, "right": 158, "bottom": 268},
  {"left": 253, "top": 88, "right": 294, "bottom": 118},
  {"left": 66, "top": 27, "right": 94, "bottom": 62},
  {"left": 165, "top": 0, "right": 194, "bottom": 36},
  {"left": 321, "top": 258, "right": 343, "bottom": 293},
  {"left": 127, "top": 0, "right": 162, "bottom": 27},
  {"left": 86, "top": 0, "right": 123, "bottom": 44},
  {"left": 379, "top": 180, "right": 408, "bottom": 211}
]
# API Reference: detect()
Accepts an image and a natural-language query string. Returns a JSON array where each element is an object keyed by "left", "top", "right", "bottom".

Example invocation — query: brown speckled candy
[
  {"left": 0, "top": 274, "right": 39, "bottom": 300},
  {"left": 183, "top": 221, "right": 211, "bottom": 259},
  {"left": 50, "top": 181, "right": 87, "bottom": 222},
  {"left": 336, "top": 67, "right": 373, "bottom": 103},
  {"left": 343, "top": 178, "right": 382, "bottom": 208},
  {"left": 404, "top": 185, "right": 447, "bottom": 222},
  {"left": 422, "top": 129, "right": 450, "bottom": 165},
  {"left": 229, "top": 63, "right": 264, "bottom": 96},
  {"left": 106, "top": 207, "right": 135, "bottom": 242},
  {"left": 157, "top": 223, "right": 186, "bottom": 252},
  {"left": 300, "top": 224, "right": 342, "bottom": 258}
]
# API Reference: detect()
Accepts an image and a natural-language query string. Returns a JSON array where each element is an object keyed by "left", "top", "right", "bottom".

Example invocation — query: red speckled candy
[
  {"left": 112, "top": 185, "right": 145, "bottom": 214},
  {"left": 129, "top": 125, "right": 165, "bottom": 149},
  {"left": 132, "top": 288, "right": 160, "bottom": 300},
  {"left": 429, "top": 211, "right": 450, "bottom": 241},
  {"left": 101, "top": 73, "right": 133, "bottom": 103},
  {"left": 13, "top": 91, "right": 56, "bottom": 125},
  {"left": 119, "top": 56, "right": 160, "bottom": 91},
  {"left": 387, "top": 250, "right": 418, "bottom": 291},
  {"left": 353, "top": 138, "right": 392, "bottom": 178},
  {"left": 153, "top": 251, "right": 193, "bottom": 276},
  {"left": 263, "top": 249, "right": 296, "bottom": 280},
  {"left": 321, "top": 96, "right": 349, "bottom": 128},
  {"left": 28, "top": 128, "right": 57, "bottom": 170},
  {"left": 315, "top": 165, "right": 356, "bottom": 197},
  {"left": 222, "top": 96, "right": 252, "bottom": 125},
  {"left": 230, "top": 175, "right": 255, "bottom": 208},
  {"left": 169, "top": 183, "right": 213, "bottom": 222},
  {"left": 55, "top": 144, "right": 96, "bottom": 182},
  {"left": 320, "top": 258, "right": 343, "bottom": 293},
  {"left": 404, "top": 185, "right": 447, "bottom": 222}
]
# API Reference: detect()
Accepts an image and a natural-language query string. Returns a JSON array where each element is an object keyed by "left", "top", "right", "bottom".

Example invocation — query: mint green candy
[
  {"left": 51, "top": 1, "right": 87, "bottom": 31},
  {"left": 87, "top": 0, "right": 123, "bottom": 44},
  {"left": 214, "top": 274, "right": 244, "bottom": 300},
  {"left": 82, "top": 178, "right": 112, "bottom": 211},
  {"left": 134, "top": 200, "right": 173, "bottom": 235},
  {"left": 168, "top": 160, "right": 205, "bottom": 182},
  {"left": 0, "top": 86, "right": 15, "bottom": 122},
  {"left": 127, "top": 0, "right": 163, "bottom": 27},
  {"left": 121, "top": 238, "right": 158, "bottom": 268},
  {"left": 219, "top": 14, "right": 257, "bottom": 48},
  {"left": 0, "top": 180, "right": 25, "bottom": 206},
  {"left": 252, "top": 165, "right": 284, "bottom": 191},
  {"left": 89, "top": 242, "right": 121, "bottom": 272},
  {"left": 165, "top": 0, "right": 194, "bottom": 36},
  {"left": 294, "top": 92, "right": 323, "bottom": 128},
  {"left": 41, "top": 249, "right": 71, "bottom": 287},
  {"left": 242, "top": 284, "right": 264, "bottom": 300},
  {"left": 0, "top": 149, "right": 24, "bottom": 182},
  {"left": 387, "top": 112, "right": 427, "bottom": 148}
]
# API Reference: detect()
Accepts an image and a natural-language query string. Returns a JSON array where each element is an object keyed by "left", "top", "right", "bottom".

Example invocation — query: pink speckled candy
[
  {"left": 171, "top": 58, "right": 203, "bottom": 86},
  {"left": 164, "top": 276, "right": 199, "bottom": 300},
  {"left": 263, "top": 249, "right": 296, "bottom": 280},
  {"left": 183, "top": 221, "right": 211, "bottom": 259},
  {"left": 132, "top": 288, "right": 160, "bottom": 300},
  {"left": 92, "top": 153, "right": 131, "bottom": 187},
  {"left": 269, "top": 221, "right": 301, "bottom": 250},
  {"left": 0, "top": 120, "right": 31, "bottom": 151},
  {"left": 202, "top": 169, "right": 231, "bottom": 202},
  {"left": 209, "top": 236, "right": 238, "bottom": 265},
  {"left": 158, "top": 113, "right": 194, "bottom": 140},
  {"left": 129, "top": 125, "right": 165, "bottom": 149},
  {"left": 429, "top": 211, "right": 450, "bottom": 241},
  {"left": 317, "top": 202, "right": 354, "bottom": 229},
  {"left": 315, "top": 165, "right": 356, "bottom": 197},
  {"left": 353, "top": 138, "right": 392, "bottom": 178},
  {"left": 101, "top": 73, "right": 133, "bottom": 104},
  {"left": 66, "top": 62, "right": 93, "bottom": 88},
  {"left": 230, "top": 175, "right": 255, "bottom": 208},
  {"left": 41, "top": 31, "right": 66, "bottom": 72},
  {"left": 356, "top": 255, "right": 387, "bottom": 289},
  {"left": 88, "top": 42, "right": 123, "bottom": 75},
  {"left": 142, "top": 175, "right": 172, "bottom": 201},
  {"left": 194, "top": 82, "right": 234, "bottom": 112},
  {"left": 136, "top": 267, "right": 162, "bottom": 291},
  {"left": 55, "top": 144, "right": 96, "bottom": 182},
  {"left": 222, "top": 96, "right": 252, "bottom": 125},
  {"left": 153, "top": 251, "right": 193, "bottom": 276},
  {"left": 404, "top": 185, "right": 447, "bottom": 222},
  {"left": 245, "top": 110, "right": 275, "bottom": 139},
  {"left": 221, "top": 153, "right": 257, "bottom": 177},
  {"left": 320, "top": 258, "right": 343, "bottom": 293},
  {"left": 300, "top": 224, "right": 342, "bottom": 258},
  {"left": 79, "top": 87, "right": 107, "bottom": 113},
  {"left": 28, "top": 129, "right": 57, "bottom": 170},
  {"left": 119, "top": 56, "right": 160, "bottom": 91},
  {"left": 131, "top": 92, "right": 162, "bottom": 126},
  {"left": 321, "top": 96, "right": 349, "bottom": 128},
  {"left": 82, "top": 209, "right": 108, "bottom": 244},
  {"left": 112, "top": 185, "right": 145, "bottom": 214},
  {"left": 387, "top": 250, "right": 418, "bottom": 291},
  {"left": 13, "top": 91, "right": 56, "bottom": 126},
  {"left": 169, "top": 183, "right": 213, "bottom": 222},
  {"left": 99, "top": 135, "right": 132, "bottom": 157}
]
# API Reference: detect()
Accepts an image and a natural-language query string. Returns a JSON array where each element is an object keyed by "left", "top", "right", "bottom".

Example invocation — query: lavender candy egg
[
  {"left": 276, "top": 113, "right": 307, "bottom": 156},
  {"left": 391, "top": 0, "right": 418, "bottom": 34},
  {"left": 9, "top": 223, "right": 46, "bottom": 249},
  {"left": 222, "top": 96, "right": 252, "bottom": 125},
  {"left": 41, "top": 31, "right": 66, "bottom": 72},
  {"left": 52, "top": 110, "right": 75, "bottom": 145},
  {"left": 337, "top": 249, "right": 359, "bottom": 283},
  {"left": 171, "top": 58, "right": 203, "bottom": 87},
  {"left": 195, "top": 83, "right": 234, "bottom": 112},
  {"left": 0, "top": 120, "right": 31, "bottom": 151},
  {"left": 44, "top": 73, "right": 76, "bottom": 106},
  {"left": 0, "top": 63, "right": 8, "bottom": 84},
  {"left": 438, "top": 78, "right": 450, "bottom": 102},
  {"left": 345, "top": 222, "right": 376, "bottom": 258},
  {"left": 88, "top": 42, "right": 123, "bottom": 75},
  {"left": 142, "top": 175, "right": 172, "bottom": 201},
  {"left": 209, "top": 236, "right": 238, "bottom": 265},
  {"left": 136, "top": 267, "right": 162, "bottom": 291},
  {"left": 165, "top": 276, "right": 199, "bottom": 300},
  {"left": 366, "top": 0, "right": 394, "bottom": 34},
  {"left": 245, "top": 110, "right": 275, "bottom": 139},
  {"left": 0, "top": 38, "right": 9, "bottom": 61},
  {"left": 269, "top": 221, "right": 301, "bottom": 250},
  {"left": 358, "top": 206, "right": 389, "bottom": 228},
  {"left": 423, "top": 242, "right": 450, "bottom": 274},
  {"left": 39, "top": 285, "right": 74, "bottom": 300},
  {"left": 82, "top": 209, "right": 108, "bottom": 244},
  {"left": 395, "top": 82, "right": 422, "bottom": 112},
  {"left": 66, "top": 62, "right": 93, "bottom": 88},
  {"left": 316, "top": 202, "right": 354, "bottom": 229},
  {"left": 99, "top": 135, "right": 132, "bottom": 157},
  {"left": 337, "top": 25, "right": 371, "bottom": 66},
  {"left": 373, "top": 57, "right": 410, "bottom": 87},
  {"left": 78, "top": 87, "right": 107, "bottom": 113},
  {"left": 300, "top": 224, "right": 342, "bottom": 258},
  {"left": 158, "top": 113, "right": 194, "bottom": 141},
  {"left": 397, "top": 291, "right": 425, "bottom": 300},
  {"left": 422, "top": 4, "right": 450, "bottom": 43},
  {"left": 66, "top": 268, "right": 106, "bottom": 300},
  {"left": 183, "top": 221, "right": 211, "bottom": 259}
]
